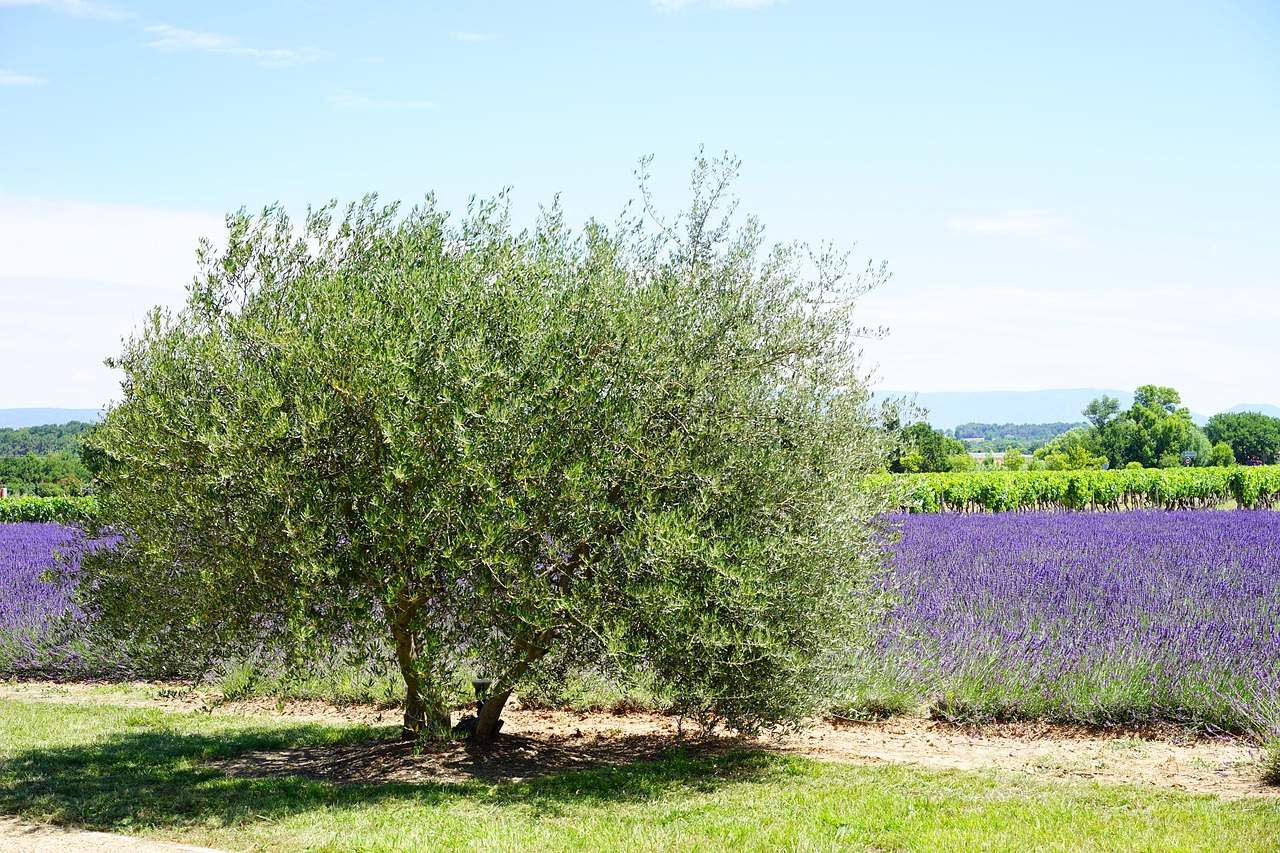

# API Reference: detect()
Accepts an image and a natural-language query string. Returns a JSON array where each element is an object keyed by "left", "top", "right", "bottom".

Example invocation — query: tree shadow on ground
[{"left": 0, "top": 722, "right": 786, "bottom": 831}]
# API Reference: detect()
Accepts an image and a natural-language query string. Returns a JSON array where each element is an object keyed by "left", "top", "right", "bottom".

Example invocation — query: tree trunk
[
  {"left": 389, "top": 619, "right": 451, "bottom": 740},
  {"left": 473, "top": 688, "right": 513, "bottom": 745},
  {"left": 472, "top": 626, "right": 558, "bottom": 745}
]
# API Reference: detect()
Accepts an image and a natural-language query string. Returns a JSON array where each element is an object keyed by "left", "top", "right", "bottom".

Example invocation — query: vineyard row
[
  {"left": 876, "top": 466, "right": 1280, "bottom": 513},
  {"left": 4, "top": 467, "right": 1280, "bottom": 525}
]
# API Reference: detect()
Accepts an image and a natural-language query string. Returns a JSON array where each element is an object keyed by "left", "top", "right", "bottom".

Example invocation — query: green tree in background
[
  {"left": 1204, "top": 411, "right": 1280, "bottom": 465},
  {"left": 889, "top": 422, "right": 968, "bottom": 473},
  {"left": 1081, "top": 386, "right": 1214, "bottom": 469},
  {"left": 1124, "top": 386, "right": 1201, "bottom": 468},
  {"left": 0, "top": 451, "right": 90, "bottom": 495},
  {"left": 0, "top": 421, "right": 94, "bottom": 457},
  {"left": 1208, "top": 441, "right": 1236, "bottom": 467},
  {"left": 949, "top": 422, "right": 1084, "bottom": 453},
  {"left": 0, "top": 422, "right": 96, "bottom": 495},
  {"left": 83, "top": 155, "right": 895, "bottom": 745},
  {"left": 1002, "top": 447, "right": 1027, "bottom": 470},
  {"left": 1081, "top": 396, "right": 1122, "bottom": 431},
  {"left": 1034, "top": 427, "right": 1106, "bottom": 470}
]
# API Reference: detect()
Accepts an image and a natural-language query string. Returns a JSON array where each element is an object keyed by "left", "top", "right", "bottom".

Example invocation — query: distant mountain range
[
  {"left": 872, "top": 390, "right": 1280, "bottom": 431},
  {"left": 2, "top": 397, "right": 1278, "bottom": 434},
  {"left": 1225, "top": 403, "right": 1280, "bottom": 419},
  {"left": 0, "top": 409, "right": 102, "bottom": 429}
]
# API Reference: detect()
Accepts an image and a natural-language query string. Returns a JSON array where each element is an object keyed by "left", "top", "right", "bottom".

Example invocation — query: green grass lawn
[{"left": 1, "top": 696, "right": 1278, "bottom": 852}]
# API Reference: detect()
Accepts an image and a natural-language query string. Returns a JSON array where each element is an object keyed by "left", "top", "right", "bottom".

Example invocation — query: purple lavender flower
[
  {"left": 858, "top": 511, "right": 1280, "bottom": 729},
  {"left": 0, "top": 522, "right": 118, "bottom": 678}
]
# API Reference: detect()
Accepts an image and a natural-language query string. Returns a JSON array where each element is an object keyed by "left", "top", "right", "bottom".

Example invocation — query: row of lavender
[
  {"left": 849, "top": 510, "right": 1280, "bottom": 735},
  {"left": 3, "top": 514, "right": 1279, "bottom": 739},
  {"left": 0, "top": 523, "right": 126, "bottom": 678},
  {"left": 0, "top": 523, "right": 394, "bottom": 700}
]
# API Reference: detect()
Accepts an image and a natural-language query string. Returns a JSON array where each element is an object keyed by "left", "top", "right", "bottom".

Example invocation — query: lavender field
[
  {"left": 853, "top": 511, "right": 1280, "bottom": 732},
  {"left": 0, "top": 522, "right": 398, "bottom": 698},
  {"left": 3, "top": 514, "right": 1280, "bottom": 737},
  {"left": 0, "top": 522, "right": 120, "bottom": 678}
]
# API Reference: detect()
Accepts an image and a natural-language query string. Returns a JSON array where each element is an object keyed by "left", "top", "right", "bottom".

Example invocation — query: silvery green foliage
[{"left": 84, "top": 155, "right": 895, "bottom": 740}]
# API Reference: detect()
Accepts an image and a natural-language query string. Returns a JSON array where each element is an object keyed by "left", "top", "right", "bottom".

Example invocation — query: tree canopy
[
  {"left": 1033, "top": 427, "right": 1107, "bottom": 470},
  {"left": 83, "top": 156, "right": 894, "bottom": 743},
  {"left": 1204, "top": 411, "right": 1280, "bottom": 465},
  {"left": 0, "top": 422, "right": 94, "bottom": 495},
  {"left": 0, "top": 452, "right": 91, "bottom": 496},
  {"left": 0, "top": 421, "right": 93, "bottom": 458},
  {"left": 951, "top": 422, "right": 1084, "bottom": 453},
  {"left": 888, "top": 422, "right": 968, "bottom": 473},
  {"left": 1073, "top": 385, "right": 1212, "bottom": 469}
]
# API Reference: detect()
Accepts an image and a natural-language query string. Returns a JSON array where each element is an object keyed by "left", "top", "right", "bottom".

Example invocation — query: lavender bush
[
  {"left": 0, "top": 522, "right": 405, "bottom": 698},
  {"left": 847, "top": 511, "right": 1280, "bottom": 732},
  {"left": 0, "top": 522, "right": 123, "bottom": 678}
]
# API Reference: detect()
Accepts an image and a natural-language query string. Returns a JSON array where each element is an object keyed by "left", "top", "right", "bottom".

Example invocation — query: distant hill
[
  {"left": 0, "top": 408, "right": 102, "bottom": 429},
  {"left": 870, "top": 389, "right": 1239, "bottom": 430},
  {"left": 873, "top": 389, "right": 1133, "bottom": 431},
  {"left": 952, "top": 421, "right": 1085, "bottom": 451},
  {"left": 0, "top": 421, "right": 94, "bottom": 457},
  {"left": 1225, "top": 403, "right": 1280, "bottom": 418}
]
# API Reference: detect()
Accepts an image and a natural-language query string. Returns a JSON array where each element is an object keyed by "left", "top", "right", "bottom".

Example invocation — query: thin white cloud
[
  {"left": 145, "top": 24, "right": 326, "bottom": 67},
  {"left": 0, "top": 68, "right": 47, "bottom": 85},
  {"left": 0, "top": 193, "right": 223, "bottom": 288},
  {"left": 0, "top": 0, "right": 130, "bottom": 20},
  {"left": 330, "top": 89, "right": 436, "bottom": 111},
  {"left": 652, "top": 0, "right": 781, "bottom": 9},
  {"left": 949, "top": 209, "right": 1090, "bottom": 248},
  {"left": 451, "top": 31, "right": 497, "bottom": 43}
]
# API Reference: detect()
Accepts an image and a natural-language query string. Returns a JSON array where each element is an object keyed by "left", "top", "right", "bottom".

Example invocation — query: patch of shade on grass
[{"left": 1, "top": 696, "right": 1279, "bottom": 852}]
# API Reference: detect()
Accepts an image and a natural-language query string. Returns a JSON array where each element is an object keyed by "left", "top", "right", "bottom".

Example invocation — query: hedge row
[
  {"left": 877, "top": 467, "right": 1280, "bottom": 513},
  {"left": 0, "top": 496, "right": 98, "bottom": 524},
  {"left": 6, "top": 469, "right": 1279, "bottom": 523}
]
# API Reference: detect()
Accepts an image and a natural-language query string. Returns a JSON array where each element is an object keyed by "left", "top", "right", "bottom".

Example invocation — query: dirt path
[
  {"left": 0, "top": 816, "right": 230, "bottom": 853},
  {"left": 0, "top": 681, "right": 1275, "bottom": 851}
]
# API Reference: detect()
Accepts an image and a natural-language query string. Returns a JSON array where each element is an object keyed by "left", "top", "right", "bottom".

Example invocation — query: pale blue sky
[{"left": 2, "top": 0, "right": 1277, "bottom": 414}]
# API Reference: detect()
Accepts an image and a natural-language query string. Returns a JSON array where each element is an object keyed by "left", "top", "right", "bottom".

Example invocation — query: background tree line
[
  {"left": 0, "top": 421, "right": 93, "bottom": 456},
  {"left": 4, "top": 389, "right": 1276, "bottom": 489},
  {"left": 0, "top": 422, "right": 94, "bottom": 495},
  {"left": 891, "top": 386, "right": 1280, "bottom": 473},
  {"left": 952, "top": 421, "right": 1084, "bottom": 452},
  {"left": 1062, "top": 385, "right": 1278, "bottom": 470}
]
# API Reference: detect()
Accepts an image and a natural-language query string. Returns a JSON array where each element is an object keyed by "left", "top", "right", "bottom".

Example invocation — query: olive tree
[{"left": 84, "top": 155, "right": 894, "bottom": 743}]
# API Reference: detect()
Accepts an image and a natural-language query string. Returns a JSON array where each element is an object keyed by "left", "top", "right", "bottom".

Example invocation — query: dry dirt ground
[
  {"left": 0, "top": 816, "right": 229, "bottom": 853},
  {"left": 0, "top": 681, "right": 1276, "bottom": 852}
]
